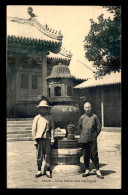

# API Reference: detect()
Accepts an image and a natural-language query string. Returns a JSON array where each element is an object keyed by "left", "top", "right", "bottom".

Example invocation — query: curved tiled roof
[
  {"left": 7, "top": 16, "right": 63, "bottom": 43},
  {"left": 59, "top": 47, "right": 72, "bottom": 59},
  {"left": 47, "top": 51, "right": 72, "bottom": 60},
  {"left": 74, "top": 72, "right": 121, "bottom": 89}
]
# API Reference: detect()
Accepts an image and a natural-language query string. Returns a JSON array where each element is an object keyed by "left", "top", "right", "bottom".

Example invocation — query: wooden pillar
[
  {"left": 41, "top": 53, "right": 47, "bottom": 97},
  {"left": 101, "top": 88, "right": 104, "bottom": 128},
  {"left": 13, "top": 56, "right": 22, "bottom": 118},
  {"left": 7, "top": 57, "right": 16, "bottom": 116},
  {"left": 14, "top": 56, "right": 22, "bottom": 104}
]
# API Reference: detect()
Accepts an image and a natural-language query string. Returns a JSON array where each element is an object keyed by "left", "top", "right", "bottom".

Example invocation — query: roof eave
[
  {"left": 46, "top": 76, "right": 75, "bottom": 80},
  {"left": 74, "top": 82, "right": 121, "bottom": 89}
]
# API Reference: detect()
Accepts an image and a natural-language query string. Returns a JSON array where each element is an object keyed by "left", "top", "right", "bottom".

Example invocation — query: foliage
[{"left": 84, "top": 6, "right": 121, "bottom": 78}]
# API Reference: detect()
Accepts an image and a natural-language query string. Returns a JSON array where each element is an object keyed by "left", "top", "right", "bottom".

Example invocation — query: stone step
[
  {"left": 7, "top": 126, "right": 32, "bottom": 131},
  {"left": 7, "top": 137, "right": 32, "bottom": 142},
  {"left": 6, "top": 119, "right": 33, "bottom": 141},
  {"left": 7, "top": 123, "right": 32, "bottom": 127},
  {"left": 7, "top": 119, "right": 33, "bottom": 121},
  {"left": 7, "top": 133, "right": 32, "bottom": 138},
  {"left": 7, "top": 118, "right": 33, "bottom": 121},
  {"left": 7, "top": 121, "right": 33, "bottom": 125},
  {"left": 7, "top": 130, "right": 32, "bottom": 134}
]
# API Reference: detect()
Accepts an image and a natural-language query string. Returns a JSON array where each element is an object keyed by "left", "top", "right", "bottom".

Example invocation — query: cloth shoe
[
  {"left": 82, "top": 169, "right": 90, "bottom": 177},
  {"left": 46, "top": 170, "right": 52, "bottom": 178},
  {"left": 35, "top": 171, "right": 43, "bottom": 178},
  {"left": 96, "top": 170, "right": 104, "bottom": 179}
]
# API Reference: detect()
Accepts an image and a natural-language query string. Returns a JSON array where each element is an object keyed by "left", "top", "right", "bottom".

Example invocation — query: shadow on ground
[
  {"left": 80, "top": 162, "right": 116, "bottom": 176},
  {"left": 100, "top": 170, "right": 116, "bottom": 176},
  {"left": 89, "top": 162, "right": 107, "bottom": 169},
  {"left": 79, "top": 162, "right": 107, "bottom": 171}
]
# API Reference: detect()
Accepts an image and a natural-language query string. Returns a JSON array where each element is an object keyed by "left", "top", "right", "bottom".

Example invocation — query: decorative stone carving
[
  {"left": 27, "top": 7, "right": 37, "bottom": 19},
  {"left": 66, "top": 122, "right": 75, "bottom": 140},
  {"left": 51, "top": 138, "right": 83, "bottom": 175}
]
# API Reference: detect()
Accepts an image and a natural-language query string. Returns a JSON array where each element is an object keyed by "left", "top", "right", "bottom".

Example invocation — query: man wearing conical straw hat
[{"left": 32, "top": 100, "right": 55, "bottom": 178}]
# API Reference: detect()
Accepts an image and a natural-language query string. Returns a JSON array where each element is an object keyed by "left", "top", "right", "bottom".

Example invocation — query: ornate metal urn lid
[{"left": 47, "top": 63, "right": 75, "bottom": 79}]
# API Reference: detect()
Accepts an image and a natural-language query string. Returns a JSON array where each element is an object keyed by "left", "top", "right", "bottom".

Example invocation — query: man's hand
[
  {"left": 33, "top": 140, "right": 37, "bottom": 146},
  {"left": 51, "top": 139, "right": 55, "bottom": 145}
]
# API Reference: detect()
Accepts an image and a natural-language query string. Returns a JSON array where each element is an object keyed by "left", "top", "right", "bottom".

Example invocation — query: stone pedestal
[{"left": 51, "top": 138, "right": 83, "bottom": 175}]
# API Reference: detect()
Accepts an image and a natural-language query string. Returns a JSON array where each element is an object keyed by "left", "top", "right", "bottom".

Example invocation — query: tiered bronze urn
[{"left": 46, "top": 63, "right": 83, "bottom": 175}]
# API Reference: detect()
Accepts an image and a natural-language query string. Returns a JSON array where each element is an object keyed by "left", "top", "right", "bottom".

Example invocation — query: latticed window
[
  {"left": 55, "top": 86, "right": 61, "bottom": 96},
  {"left": 20, "top": 74, "right": 28, "bottom": 89},
  {"left": 32, "top": 75, "right": 37, "bottom": 89}
]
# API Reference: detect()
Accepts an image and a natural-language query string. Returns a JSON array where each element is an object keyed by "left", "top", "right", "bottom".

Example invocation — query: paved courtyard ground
[{"left": 7, "top": 131, "right": 121, "bottom": 189}]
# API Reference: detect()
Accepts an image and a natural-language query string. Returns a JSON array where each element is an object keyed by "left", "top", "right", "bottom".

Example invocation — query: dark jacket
[{"left": 78, "top": 112, "right": 101, "bottom": 143}]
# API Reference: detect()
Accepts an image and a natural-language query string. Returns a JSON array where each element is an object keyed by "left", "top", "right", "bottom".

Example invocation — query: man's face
[
  {"left": 84, "top": 103, "right": 91, "bottom": 115},
  {"left": 39, "top": 107, "right": 48, "bottom": 115}
]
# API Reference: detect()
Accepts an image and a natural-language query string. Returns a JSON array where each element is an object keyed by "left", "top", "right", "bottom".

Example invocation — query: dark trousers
[
  {"left": 82, "top": 141, "right": 99, "bottom": 170},
  {"left": 36, "top": 138, "right": 51, "bottom": 170}
]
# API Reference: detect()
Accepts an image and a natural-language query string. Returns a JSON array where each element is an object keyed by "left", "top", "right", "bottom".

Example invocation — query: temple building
[
  {"left": 7, "top": 7, "right": 63, "bottom": 117},
  {"left": 7, "top": 7, "right": 85, "bottom": 118}
]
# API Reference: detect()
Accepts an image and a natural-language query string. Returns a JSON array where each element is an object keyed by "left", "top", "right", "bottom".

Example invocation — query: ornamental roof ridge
[
  {"left": 30, "top": 18, "right": 63, "bottom": 41},
  {"left": 7, "top": 7, "right": 63, "bottom": 41},
  {"left": 8, "top": 16, "right": 30, "bottom": 24},
  {"left": 47, "top": 51, "right": 72, "bottom": 61},
  {"left": 59, "top": 47, "right": 73, "bottom": 59}
]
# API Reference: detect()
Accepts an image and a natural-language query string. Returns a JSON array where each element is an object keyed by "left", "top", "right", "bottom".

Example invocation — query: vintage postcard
[{"left": 7, "top": 5, "right": 121, "bottom": 189}]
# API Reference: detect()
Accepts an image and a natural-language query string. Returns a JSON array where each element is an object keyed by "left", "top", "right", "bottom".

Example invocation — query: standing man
[
  {"left": 78, "top": 102, "right": 104, "bottom": 179},
  {"left": 32, "top": 100, "right": 55, "bottom": 178}
]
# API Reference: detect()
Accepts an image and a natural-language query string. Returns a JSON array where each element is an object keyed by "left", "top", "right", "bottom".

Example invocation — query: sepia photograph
[{"left": 6, "top": 5, "right": 121, "bottom": 189}]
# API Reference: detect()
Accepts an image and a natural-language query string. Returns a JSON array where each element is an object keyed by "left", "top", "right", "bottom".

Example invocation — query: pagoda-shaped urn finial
[{"left": 47, "top": 63, "right": 75, "bottom": 79}]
